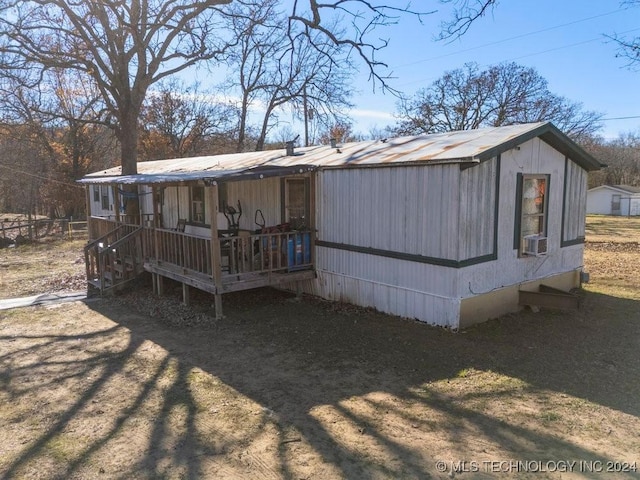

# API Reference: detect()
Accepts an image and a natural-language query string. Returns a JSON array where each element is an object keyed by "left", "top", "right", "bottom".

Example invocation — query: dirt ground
[{"left": 0, "top": 216, "right": 639, "bottom": 479}]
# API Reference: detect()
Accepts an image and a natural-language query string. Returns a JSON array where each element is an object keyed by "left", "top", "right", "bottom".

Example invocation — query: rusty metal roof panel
[{"left": 80, "top": 122, "right": 603, "bottom": 184}]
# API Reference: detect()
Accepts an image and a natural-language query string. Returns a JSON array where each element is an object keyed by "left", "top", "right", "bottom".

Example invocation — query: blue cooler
[{"left": 287, "top": 232, "right": 311, "bottom": 270}]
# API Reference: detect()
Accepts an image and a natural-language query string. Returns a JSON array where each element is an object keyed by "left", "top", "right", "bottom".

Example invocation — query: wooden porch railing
[
  {"left": 84, "top": 224, "right": 144, "bottom": 293},
  {"left": 150, "top": 228, "right": 213, "bottom": 276},
  {"left": 89, "top": 215, "right": 153, "bottom": 239},
  {"left": 86, "top": 217, "right": 314, "bottom": 292},
  {"left": 220, "top": 230, "right": 314, "bottom": 276},
  {"left": 144, "top": 228, "right": 314, "bottom": 278}
]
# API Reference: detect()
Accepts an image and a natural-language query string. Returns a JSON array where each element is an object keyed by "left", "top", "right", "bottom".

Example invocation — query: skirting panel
[
  {"left": 459, "top": 269, "right": 581, "bottom": 328},
  {"left": 301, "top": 270, "right": 461, "bottom": 329}
]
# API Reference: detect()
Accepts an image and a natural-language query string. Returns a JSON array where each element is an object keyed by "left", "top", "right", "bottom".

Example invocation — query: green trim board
[
  {"left": 493, "top": 155, "right": 501, "bottom": 258},
  {"left": 514, "top": 173, "right": 524, "bottom": 250},
  {"left": 561, "top": 237, "right": 585, "bottom": 247},
  {"left": 560, "top": 157, "right": 587, "bottom": 248},
  {"left": 561, "top": 157, "right": 569, "bottom": 246},
  {"left": 315, "top": 240, "right": 497, "bottom": 269}
]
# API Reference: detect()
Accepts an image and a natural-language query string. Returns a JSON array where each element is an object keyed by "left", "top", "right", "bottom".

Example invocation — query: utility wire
[
  {"left": 0, "top": 163, "right": 83, "bottom": 188},
  {"left": 601, "top": 115, "right": 640, "bottom": 121},
  {"left": 394, "top": 8, "right": 629, "bottom": 69},
  {"left": 396, "top": 26, "right": 640, "bottom": 89}
]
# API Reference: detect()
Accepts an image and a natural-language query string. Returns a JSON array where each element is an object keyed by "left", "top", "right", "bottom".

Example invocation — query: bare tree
[
  {"left": 394, "top": 62, "right": 604, "bottom": 141},
  {"left": 585, "top": 132, "right": 640, "bottom": 187},
  {"left": 140, "top": 80, "right": 239, "bottom": 160},
  {"left": 317, "top": 121, "right": 362, "bottom": 144},
  {"left": 437, "top": 0, "right": 498, "bottom": 39},
  {"left": 223, "top": 0, "right": 353, "bottom": 152},
  {"left": 608, "top": 1, "right": 640, "bottom": 68},
  {"left": 0, "top": 71, "right": 117, "bottom": 218},
  {"left": 0, "top": 0, "right": 496, "bottom": 167}
]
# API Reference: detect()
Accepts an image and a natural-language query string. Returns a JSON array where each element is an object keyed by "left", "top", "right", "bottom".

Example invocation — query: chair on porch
[{"left": 175, "top": 219, "right": 186, "bottom": 232}]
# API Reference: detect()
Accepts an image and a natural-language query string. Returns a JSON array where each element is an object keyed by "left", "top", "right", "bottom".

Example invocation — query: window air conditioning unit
[{"left": 523, "top": 234, "right": 548, "bottom": 256}]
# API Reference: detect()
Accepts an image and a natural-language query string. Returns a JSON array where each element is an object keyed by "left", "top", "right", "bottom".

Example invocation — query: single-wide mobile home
[
  {"left": 586, "top": 184, "right": 640, "bottom": 216},
  {"left": 80, "top": 122, "right": 602, "bottom": 329}
]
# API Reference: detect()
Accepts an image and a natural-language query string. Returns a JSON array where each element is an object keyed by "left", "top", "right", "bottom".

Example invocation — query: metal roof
[
  {"left": 79, "top": 122, "right": 603, "bottom": 185},
  {"left": 588, "top": 184, "right": 640, "bottom": 195}
]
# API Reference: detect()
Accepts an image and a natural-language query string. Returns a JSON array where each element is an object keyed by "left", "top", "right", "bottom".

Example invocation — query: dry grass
[
  {"left": 584, "top": 215, "right": 640, "bottom": 297},
  {"left": 0, "top": 216, "right": 639, "bottom": 479},
  {"left": 0, "top": 237, "right": 87, "bottom": 299},
  {"left": 585, "top": 214, "right": 640, "bottom": 243}
]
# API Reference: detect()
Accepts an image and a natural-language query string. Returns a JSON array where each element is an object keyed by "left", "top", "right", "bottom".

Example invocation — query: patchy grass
[
  {"left": 585, "top": 214, "right": 640, "bottom": 243},
  {"left": 584, "top": 215, "right": 640, "bottom": 298},
  {"left": 0, "top": 237, "right": 87, "bottom": 299},
  {"left": 0, "top": 217, "right": 639, "bottom": 479}
]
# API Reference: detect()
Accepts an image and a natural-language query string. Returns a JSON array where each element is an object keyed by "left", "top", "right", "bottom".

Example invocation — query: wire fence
[{"left": 0, "top": 218, "right": 88, "bottom": 244}]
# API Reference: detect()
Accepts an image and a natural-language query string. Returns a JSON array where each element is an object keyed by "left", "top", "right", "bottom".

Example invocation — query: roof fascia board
[
  {"left": 473, "top": 123, "right": 603, "bottom": 172},
  {"left": 77, "top": 165, "right": 317, "bottom": 186},
  {"left": 588, "top": 185, "right": 640, "bottom": 195}
]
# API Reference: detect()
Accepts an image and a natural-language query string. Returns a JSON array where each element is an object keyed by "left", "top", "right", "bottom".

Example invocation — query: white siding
[
  {"left": 586, "top": 187, "right": 639, "bottom": 216},
  {"left": 319, "top": 165, "right": 460, "bottom": 259},
  {"left": 307, "top": 165, "right": 463, "bottom": 326},
  {"left": 162, "top": 186, "right": 192, "bottom": 230},
  {"left": 562, "top": 160, "right": 587, "bottom": 242},
  {"left": 305, "top": 249, "right": 461, "bottom": 328},
  {"left": 225, "top": 177, "right": 282, "bottom": 231},
  {"left": 159, "top": 178, "right": 283, "bottom": 235},
  {"left": 459, "top": 137, "right": 582, "bottom": 298},
  {"left": 458, "top": 158, "right": 497, "bottom": 260},
  {"left": 586, "top": 188, "right": 616, "bottom": 215},
  {"left": 139, "top": 185, "right": 154, "bottom": 223},
  {"left": 89, "top": 185, "right": 115, "bottom": 217}
]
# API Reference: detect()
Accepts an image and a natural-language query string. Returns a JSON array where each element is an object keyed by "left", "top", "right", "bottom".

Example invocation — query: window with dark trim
[
  {"left": 515, "top": 174, "right": 549, "bottom": 255},
  {"left": 611, "top": 194, "right": 621, "bottom": 213},
  {"left": 282, "top": 178, "right": 309, "bottom": 230},
  {"left": 191, "top": 186, "right": 205, "bottom": 224},
  {"left": 101, "top": 186, "right": 110, "bottom": 210},
  {"left": 218, "top": 182, "right": 228, "bottom": 213},
  {"left": 93, "top": 186, "right": 100, "bottom": 202}
]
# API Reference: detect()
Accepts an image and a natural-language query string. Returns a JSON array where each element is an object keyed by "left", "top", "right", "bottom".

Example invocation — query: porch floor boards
[{"left": 144, "top": 260, "right": 315, "bottom": 295}]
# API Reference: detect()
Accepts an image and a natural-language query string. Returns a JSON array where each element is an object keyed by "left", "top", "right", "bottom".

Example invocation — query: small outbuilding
[
  {"left": 80, "top": 122, "right": 602, "bottom": 328},
  {"left": 586, "top": 184, "right": 640, "bottom": 216}
]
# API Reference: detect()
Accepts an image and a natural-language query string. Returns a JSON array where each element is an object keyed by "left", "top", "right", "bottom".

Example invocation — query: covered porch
[{"left": 82, "top": 167, "right": 317, "bottom": 319}]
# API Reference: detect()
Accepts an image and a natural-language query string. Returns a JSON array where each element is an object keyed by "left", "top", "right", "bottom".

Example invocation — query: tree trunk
[
  {"left": 236, "top": 92, "right": 249, "bottom": 153},
  {"left": 255, "top": 104, "right": 275, "bottom": 152},
  {"left": 119, "top": 107, "right": 140, "bottom": 220}
]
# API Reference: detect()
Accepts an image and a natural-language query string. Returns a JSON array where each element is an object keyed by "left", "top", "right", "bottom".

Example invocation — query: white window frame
[
  {"left": 190, "top": 186, "right": 205, "bottom": 224},
  {"left": 518, "top": 174, "right": 549, "bottom": 256},
  {"left": 101, "top": 186, "right": 110, "bottom": 210},
  {"left": 283, "top": 178, "right": 309, "bottom": 230}
]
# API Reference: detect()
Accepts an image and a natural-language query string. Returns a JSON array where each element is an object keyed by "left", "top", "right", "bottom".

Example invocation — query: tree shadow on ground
[{"left": 1, "top": 284, "right": 639, "bottom": 479}]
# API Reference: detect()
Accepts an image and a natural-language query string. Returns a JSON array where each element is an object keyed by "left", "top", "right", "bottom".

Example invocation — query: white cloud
[{"left": 349, "top": 109, "right": 395, "bottom": 120}]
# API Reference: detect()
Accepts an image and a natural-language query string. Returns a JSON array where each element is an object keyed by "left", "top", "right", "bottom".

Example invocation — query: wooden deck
[{"left": 85, "top": 217, "right": 316, "bottom": 304}]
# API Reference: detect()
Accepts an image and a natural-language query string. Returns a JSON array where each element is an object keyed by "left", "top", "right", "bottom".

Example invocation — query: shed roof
[
  {"left": 79, "top": 122, "right": 603, "bottom": 185},
  {"left": 588, "top": 184, "right": 640, "bottom": 195}
]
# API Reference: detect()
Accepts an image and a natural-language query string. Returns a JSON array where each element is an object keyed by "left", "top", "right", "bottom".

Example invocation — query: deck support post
[
  {"left": 113, "top": 185, "right": 121, "bottom": 223},
  {"left": 152, "top": 185, "right": 162, "bottom": 298},
  {"left": 156, "top": 274, "right": 164, "bottom": 296},
  {"left": 85, "top": 187, "right": 92, "bottom": 238},
  {"left": 182, "top": 283, "right": 190, "bottom": 306},
  {"left": 209, "top": 182, "right": 224, "bottom": 320}
]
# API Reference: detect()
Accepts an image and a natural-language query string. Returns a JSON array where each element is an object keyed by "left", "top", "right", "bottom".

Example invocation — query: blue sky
[{"left": 346, "top": 0, "right": 640, "bottom": 139}]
